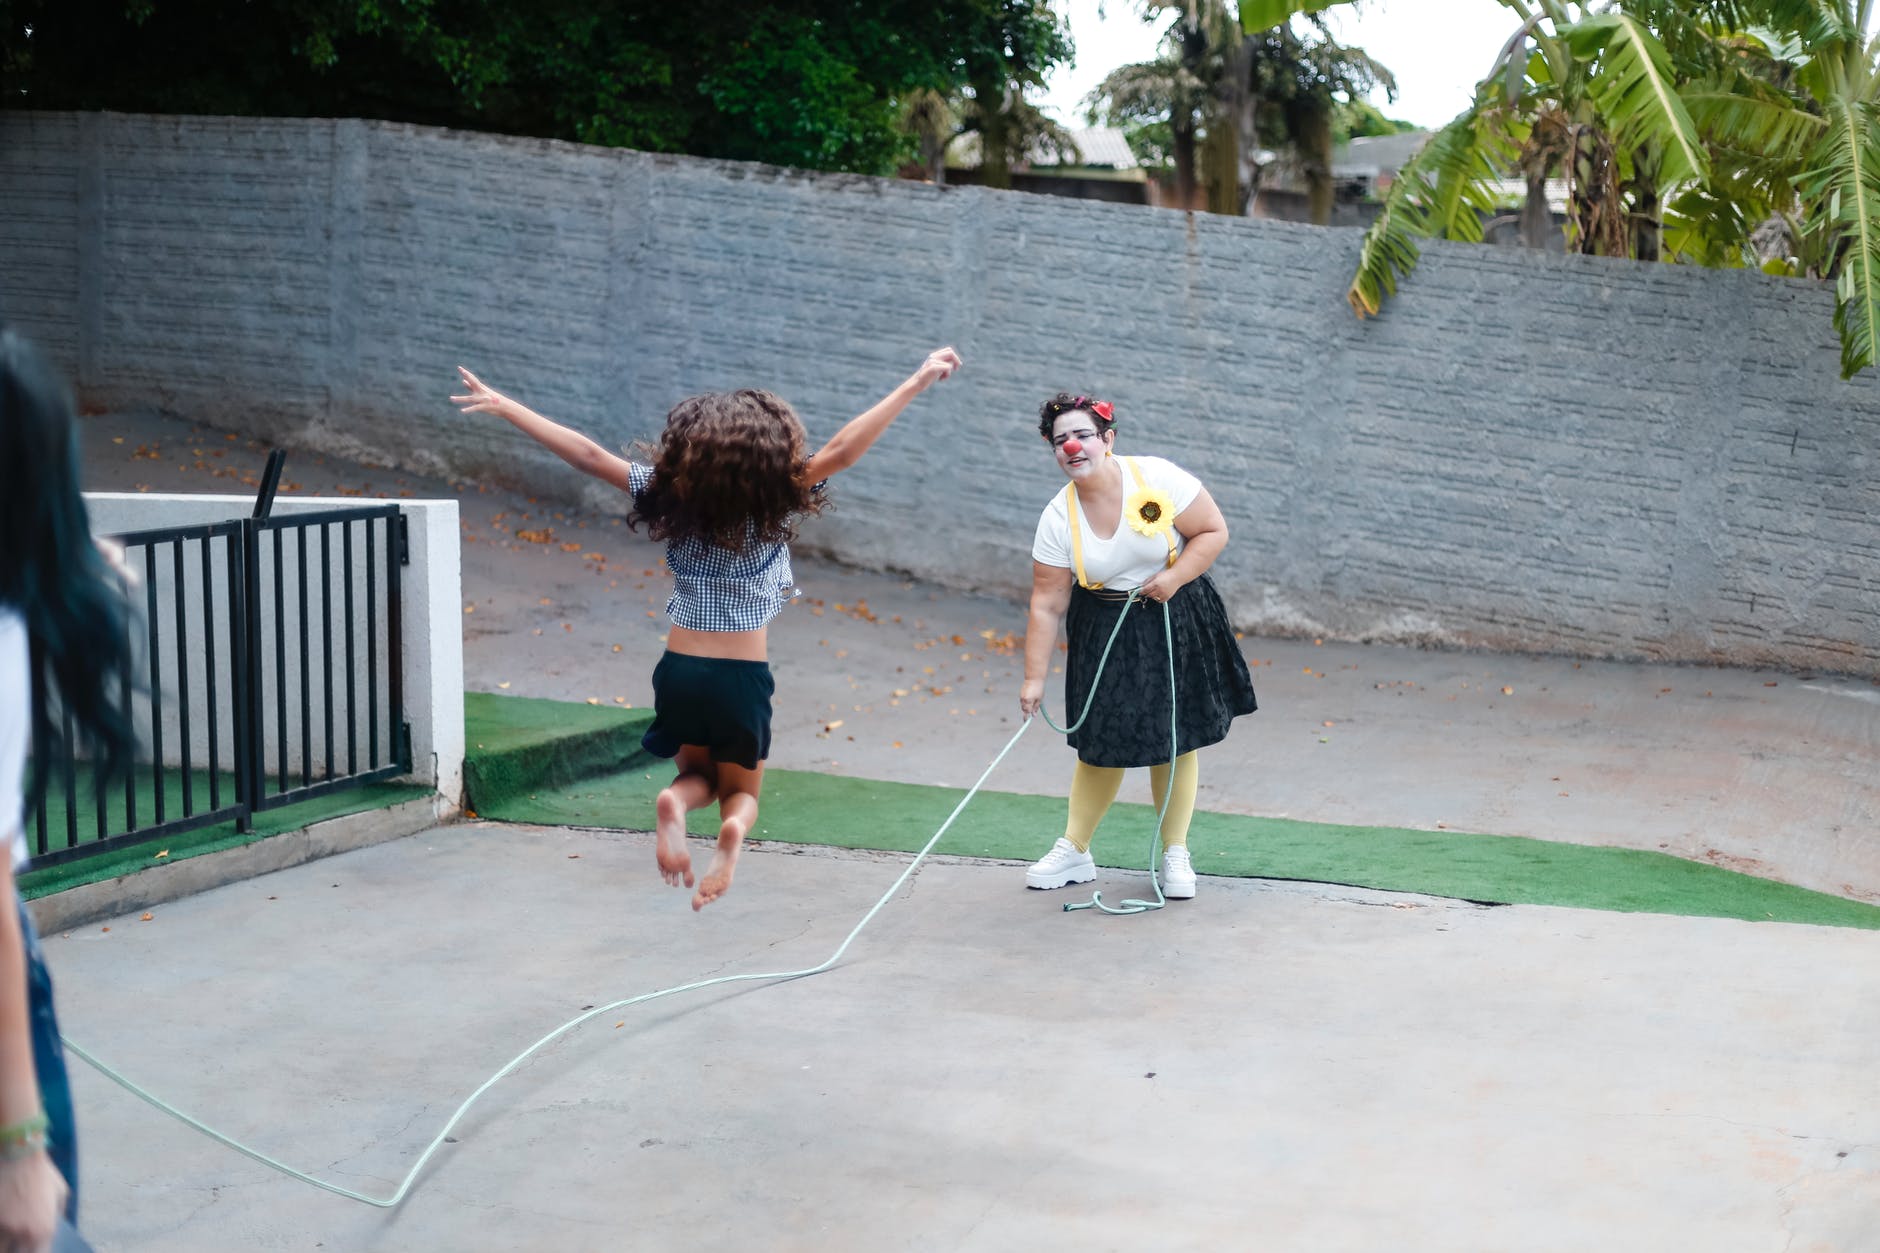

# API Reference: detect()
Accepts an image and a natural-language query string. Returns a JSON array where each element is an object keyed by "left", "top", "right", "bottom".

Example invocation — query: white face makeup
[{"left": 1049, "top": 411, "right": 1112, "bottom": 481}]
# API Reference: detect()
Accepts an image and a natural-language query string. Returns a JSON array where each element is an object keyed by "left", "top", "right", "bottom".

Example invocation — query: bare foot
[
  {"left": 655, "top": 788, "right": 694, "bottom": 888},
  {"left": 691, "top": 818, "right": 747, "bottom": 911}
]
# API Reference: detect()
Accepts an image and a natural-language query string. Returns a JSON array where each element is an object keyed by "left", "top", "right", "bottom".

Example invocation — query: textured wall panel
[
  {"left": 0, "top": 112, "right": 82, "bottom": 373},
  {"left": 7, "top": 112, "right": 1877, "bottom": 674}
]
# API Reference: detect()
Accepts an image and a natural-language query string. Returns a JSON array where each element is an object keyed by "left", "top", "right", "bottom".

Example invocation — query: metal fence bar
[
  {"left": 273, "top": 527, "right": 287, "bottom": 797},
  {"left": 366, "top": 520, "right": 379, "bottom": 767},
  {"left": 320, "top": 522, "right": 334, "bottom": 782},
  {"left": 59, "top": 692, "right": 77, "bottom": 852},
  {"left": 172, "top": 540, "right": 193, "bottom": 819},
  {"left": 240, "top": 519, "right": 263, "bottom": 832},
  {"left": 120, "top": 608, "right": 136, "bottom": 834},
  {"left": 387, "top": 515, "right": 407, "bottom": 770},
  {"left": 144, "top": 542, "right": 164, "bottom": 828},
  {"left": 201, "top": 533, "right": 221, "bottom": 812},
  {"left": 29, "top": 640, "right": 47, "bottom": 858},
  {"left": 297, "top": 525, "right": 311, "bottom": 790},
  {"left": 343, "top": 521, "right": 357, "bottom": 776}
]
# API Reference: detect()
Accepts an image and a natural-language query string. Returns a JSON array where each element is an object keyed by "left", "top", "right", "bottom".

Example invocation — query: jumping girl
[{"left": 453, "top": 348, "right": 961, "bottom": 911}]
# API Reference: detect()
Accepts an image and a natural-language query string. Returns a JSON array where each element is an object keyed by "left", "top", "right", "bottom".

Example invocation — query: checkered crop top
[{"left": 627, "top": 462, "right": 811, "bottom": 632}]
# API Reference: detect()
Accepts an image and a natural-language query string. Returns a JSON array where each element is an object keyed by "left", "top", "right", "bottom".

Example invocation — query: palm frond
[
  {"left": 1565, "top": 13, "right": 1710, "bottom": 189},
  {"left": 1798, "top": 98, "right": 1880, "bottom": 376},
  {"left": 1682, "top": 83, "right": 1828, "bottom": 159},
  {"left": 1238, "top": 0, "right": 1356, "bottom": 35},
  {"left": 1347, "top": 111, "right": 1506, "bottom": 318}
]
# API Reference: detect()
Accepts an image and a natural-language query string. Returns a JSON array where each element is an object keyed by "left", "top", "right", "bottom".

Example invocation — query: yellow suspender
[{"left": 1064, "top": 457, "right": 1177, "bottom": 591}]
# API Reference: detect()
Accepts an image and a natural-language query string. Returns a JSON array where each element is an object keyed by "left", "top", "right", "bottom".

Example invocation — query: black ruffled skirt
[{"left": 1062, "top": 575, "right": 1257, "bottom": 768}]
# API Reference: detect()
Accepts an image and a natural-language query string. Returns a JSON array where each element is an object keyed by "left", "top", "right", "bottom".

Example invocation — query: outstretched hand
[
  {"left": 914, "top": 347, "right": 962, "bottom": 389},
  {"left": 451, "top": 367, "right": 513, "bottom": 419}
]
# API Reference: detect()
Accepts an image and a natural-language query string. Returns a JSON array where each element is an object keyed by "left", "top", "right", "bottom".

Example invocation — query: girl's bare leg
[
  {"left": 693, "top": 759, "right": 764, "bottom": 911},
  {"left": 656, "top": 745, "right": 717, "bottom": 889}
]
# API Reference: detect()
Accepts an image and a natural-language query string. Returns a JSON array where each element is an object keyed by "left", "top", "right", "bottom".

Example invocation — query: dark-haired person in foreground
[
  {"left": 2, "top": 328, "right": 138, "bottom": 1253},
  {"left": 454, "top": 348, "right": 960, "bottom": 910}
]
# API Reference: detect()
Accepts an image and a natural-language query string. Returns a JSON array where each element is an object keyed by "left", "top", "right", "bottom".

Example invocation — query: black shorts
[{"left": 641, "top": 651, "right": 774, "bottom": 770}]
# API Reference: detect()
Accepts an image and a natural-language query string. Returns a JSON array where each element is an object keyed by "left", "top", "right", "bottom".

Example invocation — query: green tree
[
  {"left": 1086, "top": 1, "right": 1393, "bottom": 221},
  {"left": 0, "top": 0, "right": 1074, "bottom": 178},
  {"left": 1085, "top": 42, "right": 1212, "bottom": 203},
  {"left": 1240, "top": 0, "right": 1880, "bottom": 378},
  {"left": 951, "top": 0, "right": 1076, "bottom": 189}
]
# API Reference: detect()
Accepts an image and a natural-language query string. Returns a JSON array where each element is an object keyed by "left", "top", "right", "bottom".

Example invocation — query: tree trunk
[
  {"left": 1629, "top": 151, "right": 1660, "bottom": 262},
  {"left": 1227, "top": 41, "right": 1261, "bottom": 217},
  {"left": 922, "top": 134, "right": 948, "bottom": 185},
  {"left": 1172, "top": 118, "right": 1198, "bottom": 208},
  {"left": 1521, "top": 170, "right": 1555, "bottom": 249},
  {"left": 1203, "top": 123, "right": 1239, "bottom": 216},
  {"left": 1301, "top": 105, "right": 1335, "bottom": 226},
  {"left": 974, "top": 79, "right": 1012, "bottom": 190}
]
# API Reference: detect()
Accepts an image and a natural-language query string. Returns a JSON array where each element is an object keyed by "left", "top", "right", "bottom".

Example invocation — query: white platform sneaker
[
  {"left": 1026, "top": 838, "right": 1097, "bottom": 890},
  {"left": 1161, "top": 845, "right": 1196, "bottom": 899}
]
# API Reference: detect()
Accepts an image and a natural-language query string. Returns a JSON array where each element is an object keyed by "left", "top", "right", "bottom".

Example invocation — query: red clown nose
[{"left": 1062, "top": 439, "right": 1083, "bottom": 457}]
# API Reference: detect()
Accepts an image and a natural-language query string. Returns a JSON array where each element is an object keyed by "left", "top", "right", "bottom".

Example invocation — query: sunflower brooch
[{"left": 1125, "top": 485, "right": 1177, "bottom": 538}]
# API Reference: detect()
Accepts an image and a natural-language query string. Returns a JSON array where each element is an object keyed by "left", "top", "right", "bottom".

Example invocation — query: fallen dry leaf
[{"left": 140, "top": 912, "right": 153, "bottom": 921}]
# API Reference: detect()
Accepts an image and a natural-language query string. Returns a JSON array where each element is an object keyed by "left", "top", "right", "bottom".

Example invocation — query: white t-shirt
[
  {"left": 1, "top": 607, "right": 29, "bottom": 870},
  {"left": 1032, "top": 455, "right": 1204, "bottom": 590}
]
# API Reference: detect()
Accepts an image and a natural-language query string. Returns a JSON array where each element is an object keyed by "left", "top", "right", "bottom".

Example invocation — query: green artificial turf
[
  {"left": 462, "top": 690, "right": 652, "bottom": 813},
  {"left": 479, "top": 766, "right": 1880, "bottom": 930},
  {"left": 18, "top": 780, "right": 429, "bottom": 901},
  {"left": 461, "top": 695, "right": 1880, "bottom": 932}
]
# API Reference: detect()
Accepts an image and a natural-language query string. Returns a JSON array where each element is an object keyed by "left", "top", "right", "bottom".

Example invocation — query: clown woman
[{"left": 1019, "top": 393, "right": 1259, "bottom": 899}]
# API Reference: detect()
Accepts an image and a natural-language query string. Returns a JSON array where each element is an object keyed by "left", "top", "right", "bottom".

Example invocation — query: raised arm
[
  {"left": 801, "top": 347, "right": 961, "bottom": 484},
  {"left": 453, "top": 367, "right": 637, "bottom": 493},
  {"left": 1020, "top": 561, "right": 1075, "bottom": 719}
]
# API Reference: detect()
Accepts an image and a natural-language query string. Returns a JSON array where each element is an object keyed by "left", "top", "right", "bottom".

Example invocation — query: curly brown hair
[
  {"left": 1036, "top": 392, "right": 1116, "bottom": 441},
  {"left": 626, "top": 389, "right": 825, "bottom": 552}
]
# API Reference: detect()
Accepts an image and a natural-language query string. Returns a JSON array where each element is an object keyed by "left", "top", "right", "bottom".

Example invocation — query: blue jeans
[{"left": 17, "top": 891, "right": 80, "bottom": 1224}]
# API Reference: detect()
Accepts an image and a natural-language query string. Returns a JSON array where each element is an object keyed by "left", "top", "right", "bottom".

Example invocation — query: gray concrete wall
[{"left": 5, "top": 111, "right": 1877, "bottom": 675}]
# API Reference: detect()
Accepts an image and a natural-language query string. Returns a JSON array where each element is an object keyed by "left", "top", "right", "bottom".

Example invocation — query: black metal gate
[{"left": 25, "top": 455, "right": 410, "bottom": 870}]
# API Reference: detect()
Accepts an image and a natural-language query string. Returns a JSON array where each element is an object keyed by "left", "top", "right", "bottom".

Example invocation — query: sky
[{"left": 1038, "top": 0, "right": 1545, "bottom": 132}]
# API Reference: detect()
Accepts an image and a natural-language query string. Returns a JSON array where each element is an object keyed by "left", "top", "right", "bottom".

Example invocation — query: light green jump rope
[
  {"left": 61, "top": 591, "right": 1180, "bottom": 1208},
  {"left": 1035, "top": 589, "right": 1180, "bottom": 916}
]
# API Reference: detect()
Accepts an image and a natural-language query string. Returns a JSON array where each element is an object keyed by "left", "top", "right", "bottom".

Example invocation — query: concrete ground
[
  {"left": 80, "top": 409, "right": 1880, "bottom": 903},
  {"left": 46, "top": 823, "right": 1880, "bottom": 1252},
  {"left": 54, "top": 408, "right": 1880, "bottom": 1250}
]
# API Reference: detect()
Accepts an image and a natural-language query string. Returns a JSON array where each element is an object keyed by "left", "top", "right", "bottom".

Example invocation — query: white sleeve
[
  {"left": 1144, "top": 456, "right": 1203, "bottom": 514},
  {"left": 1031, "top": 492, "right": 1073, "bottom": 568},
  {"left": 0, "top": 610, "right": 30, "bottom": 868}
]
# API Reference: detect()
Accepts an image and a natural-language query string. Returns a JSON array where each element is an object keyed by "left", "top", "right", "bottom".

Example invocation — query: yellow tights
[{"left": 1063, "top": 751, "right": 1199, "bottom": 853}]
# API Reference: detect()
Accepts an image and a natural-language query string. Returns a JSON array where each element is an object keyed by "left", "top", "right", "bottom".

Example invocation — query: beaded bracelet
[{"left": 0, "top": 1111, "right": 49, "bottom": 1162}]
